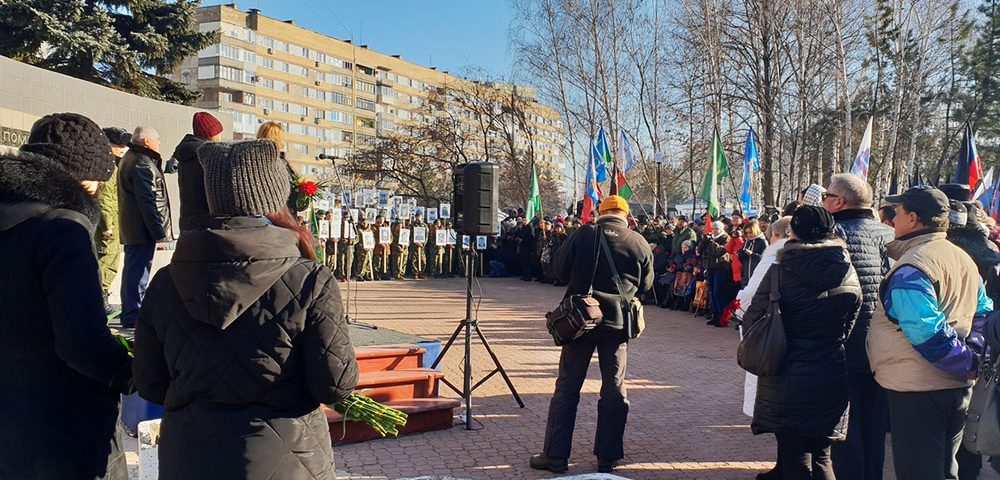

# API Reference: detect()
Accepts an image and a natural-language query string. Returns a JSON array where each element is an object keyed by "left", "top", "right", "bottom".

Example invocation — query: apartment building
[{"left": 165, "top": 4, "right": 566, "bottom": 182}]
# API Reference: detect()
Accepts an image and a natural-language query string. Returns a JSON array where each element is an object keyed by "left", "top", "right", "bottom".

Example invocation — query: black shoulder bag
[
  {"left": 737, "top": 267, "right": 787, "bottom": 376},
  {"left": 545, "top": 227, "right": 605, "bottom": 346},
  {"left": 599, "top": 232, "right": 644, "bottom": 339}
]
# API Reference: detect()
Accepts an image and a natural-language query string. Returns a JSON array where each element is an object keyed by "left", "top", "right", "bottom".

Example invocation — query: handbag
[
  {"left": 544, "top": 228, "right": 605, "bottom": 346},
  {"left": 599, "top": 231, "right": 644, "bottom": 339},
  {"left": 964, "top": 352, "right": 1000, "bottom": 455},
  {"left": 737, "top": 267, "right": 787, "bottom": 376}
]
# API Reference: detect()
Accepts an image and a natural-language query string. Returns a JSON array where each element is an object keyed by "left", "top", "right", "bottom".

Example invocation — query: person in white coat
[{"left": 736, "top": 215, "right": 792, "bottom": 417}]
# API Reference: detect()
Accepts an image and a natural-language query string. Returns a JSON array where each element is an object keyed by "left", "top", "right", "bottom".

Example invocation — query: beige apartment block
[{"left": 165, "top": 3, "right": 566, "bottom": 183}]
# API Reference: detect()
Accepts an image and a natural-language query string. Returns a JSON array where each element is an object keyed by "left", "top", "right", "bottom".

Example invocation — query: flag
[
  {"left": 581, "top": 140, "right": 603, "bottom": 223},
  {"left": 619, "top": 129, "right": 639, "bottom": 173},
  {"left": 700, "top": 129, "right": 730, "bottom": 218},
  {"left": 974, "top": 166, "right": 994, "bottom": 201},
  {"left": 591, "top": 135, "right": 609, "bottom": 183},
  {"left": 850, "top": 117, "right": 873, "bottom": 179},
  {"left": 888, "top": 173, "right": 899, "bottom": 195},
  {"left": 991, "top": 173, "right": 1000, "bottom": 220},
  {"left": 956, "top": 122, "right": 983, "bottom": 190},
  {"left": 526, "top": 163, "right": 541, "bottom": 220},
  {"left": 740, "top": 127, "right": 761, "bottom": 213}
]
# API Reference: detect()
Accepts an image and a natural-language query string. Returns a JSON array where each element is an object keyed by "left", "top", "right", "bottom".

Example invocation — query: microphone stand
[{"left": 319, "top": 154, "right": 377, "bottom": 330}]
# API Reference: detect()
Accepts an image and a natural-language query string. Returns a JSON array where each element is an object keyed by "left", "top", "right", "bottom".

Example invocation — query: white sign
[
  {"left": 415, "top": 206, "right": 426, "bottom": 219},
  {"left": 435, "top": 229, "right": 447, "bottom": 245},
  {"left": 318, "top": 219, "right": 330, "bottom": 239},
  {"left": 399, "top": 204, "right": 411, "bottom": 219},
  {"left": 363, "top": 189, "right": 376, "bottom": 206},
  {"left": 398, "top": 228, "right": 411, "bottom": 247},
  {"left": 413, "top": 226, "right": 427, "bottom": 244},
  {"left": 476, "top": 236, "right": 488, "bottom": 250},
  {"left": 427, "top": 208, "right": 439, "bottom": 222},
  {"left": 344, "top": 222, "right": 357, "bottom": 239},
  {"left": 439, "top": 203, "right": 452, "bottom": 219},
  {"left": 378, "top": 190, "right": 390, "bottom": 207},
  {"left": 330, "top": 209, "right": 343, "bottom": 239},
  {"left": 362, "top": 231, "right": 376, "bottom": 250},
  {"left": 349, "top": 208, "right": 360, "bottom": 223},
  {"left": 446, "top": 229, "right": 457, "bottom": 246},
  {"left": 379, "top": 226, "right": 392, "bottom": 245},
  {"left": 365, "top": 208, "right": 377, "bottom": 223},
  {"left": 461, "top": 235, "right": 470, "bottom": 250},
  {"left": 408, "top": 198, "right": 418, "bottom": 209}
]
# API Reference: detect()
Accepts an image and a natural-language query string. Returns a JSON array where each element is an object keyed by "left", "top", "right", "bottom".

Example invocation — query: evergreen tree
[
  {"left": 0, "top": 0, "right": 216, "bottom": 105},
  {"left": 959, "top": 0, "right": 1000, "bottom": 152}
]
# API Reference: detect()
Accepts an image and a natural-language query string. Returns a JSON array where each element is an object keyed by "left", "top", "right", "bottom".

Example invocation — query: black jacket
[
  {"left": 832, "top": 208, "right": 894, "bottom": 374},
  {"left": 0, "top": 147, "right": 132, "bottom": 480},
  {"left": 134, "top": 217, "right": 359, "bottom": 479},
  {"left": 948, "top": 223, "right": 1000, "bottom": 303},
  {"left": 700, "top": 233, "right": 731, "bottom": 271},
  {"left": 556, "top": 215, "right": 654, "bottom": 330},
  {"left": 746, "top": 239, "right": 862, "bottom": 441},
  {"left": 118, "top": 143, "right": 172, "bottom": 244},
  {"left": 171, "top": 134, "right": 211, "bottom": 232},
  {"left": 739, "top": 235, "right": 767, "bottom": 284}
]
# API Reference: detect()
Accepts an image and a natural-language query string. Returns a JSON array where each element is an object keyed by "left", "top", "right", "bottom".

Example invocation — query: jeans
[
  {"left": 886, "top": 387, "right": 972, "bottom": 480},
  {"left": 831, "top": 373, "right": 888, "bottom": 480},
  {"left": 775, "top": 433, "right": 834, "bottom": 479},
  {"left": 543, "top": 327, "right": 629, "bottom": 461},
  {"left": 120, "top": 243, "right": 155, "bottom": 326}
]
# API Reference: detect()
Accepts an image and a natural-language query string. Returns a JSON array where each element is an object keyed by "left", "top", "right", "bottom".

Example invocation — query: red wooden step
[
  {"left": 323, "top": 398, "right": 461, "bottom": 444},
  {"left": 355, "top": 344, "right": 425, "bottom": 374},
  {"left": 356, "top": 368, "right": 443, "bottom": 402}
]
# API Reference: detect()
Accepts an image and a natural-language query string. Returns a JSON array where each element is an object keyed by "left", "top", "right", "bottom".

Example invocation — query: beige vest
[{"left": 867, "top": 231, "right": 981, "bottom": 392}]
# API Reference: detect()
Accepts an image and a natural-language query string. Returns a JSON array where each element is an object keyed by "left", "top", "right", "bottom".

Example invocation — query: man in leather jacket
[{"left": 117, "top": 126, "right": 172, "bottom": 327}]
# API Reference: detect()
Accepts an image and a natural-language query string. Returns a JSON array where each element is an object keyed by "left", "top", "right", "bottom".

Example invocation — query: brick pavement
[{"left": 334, "top": 277, "right": 775, "bottom": 480}]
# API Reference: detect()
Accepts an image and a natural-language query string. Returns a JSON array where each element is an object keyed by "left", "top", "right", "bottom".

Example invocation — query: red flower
[{"left": 299, "top": 180, "right": 319, "bottom": 196}]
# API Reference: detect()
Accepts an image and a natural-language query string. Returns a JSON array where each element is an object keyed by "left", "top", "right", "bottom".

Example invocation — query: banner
[
  {"left": 440, "top": 203, "right": 452, "bottom": 219},
  {"left": 398, "top": 228, "right": 411, "bottom": 247},
  {"left": 379, "top": 226, "right": 392, "bottom": 245},
  {"left": 361, "top": 231, "right": 375, "bottom": 250},
  {"left": 413, "top": 226, "right": 427, "bottom": 244}
]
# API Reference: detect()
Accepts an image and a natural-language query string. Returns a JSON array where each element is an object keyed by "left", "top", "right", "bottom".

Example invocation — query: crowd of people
[{"left": 4, "top": 108, "right": 1000, "bottom": 480}]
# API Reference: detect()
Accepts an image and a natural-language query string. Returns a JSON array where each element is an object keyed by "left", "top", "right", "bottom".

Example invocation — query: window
[
  {"left": 288, "top": 44, "right": 304, "bottom": 57},
  {"left": 219, "top": 92, "right": 234, "bottom": 103},
  {"left": 356, "top": 99, "right": 375, "bottom": 111},
  {"left": 325, "top": 110, "right": 353, "bottom": 124},
  {"left": 288, "top": 103, "right": 307, "bottom": 116},
  {"left": 327, "top": 56, "right": 352, "bottom": 70},
  {"left": 219, "top": 65, "right": 244, "bottom": 82},
  {"left": 287, "top": 63, "right": 307, "bottom": 77},
  {"left": 197, "top": 65, "right": 215, "bottom": 80},
  {"left": 273, "top": 39, "right": 288, "bottom": 52},
  {"left": 328, "top": 91, "right": 350, "bottom": 106},
  {"left": 257, "top": 57, "right": 273, "bottom": 69},
  {"left": 220, "top": 44, "right": 241, "bottom": 60},
  {"left": 322, "top": 72, "right": 351, "bottom": 88},
  {"left": 198, "top": 44, "right": 220, "bottom": 59},
  {"left": 242, "top": 49, "right": 256, "bottom": 64},
  {"left": 357, "top": 116, "right": 376, "bottom": 129},
  {"left": 357, "top": 81, "right": 376, "bottom": 95},
  {"left": 257, "top": 35, "right": 273, "bottom": 49},
  {"left": 288, "top": 124, "right": 307, "bottom": 136},
  {"left": 243, "top": 93, "right": 255, "bottom": 106},
  {"left": 357, "top": 134, "right": 376, "bottom": 146},
  {"left": 357, "top": 64, "right": 375, "bottom": 76}
]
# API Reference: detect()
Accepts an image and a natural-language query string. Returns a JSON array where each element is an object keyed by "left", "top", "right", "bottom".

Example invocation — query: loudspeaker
[{"left": 453, "top": 162, "right": 498, "bottom": 235}]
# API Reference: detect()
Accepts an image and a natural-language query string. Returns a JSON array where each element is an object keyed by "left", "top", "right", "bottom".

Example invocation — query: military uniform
[
  {"left": 410, "top": 218, "right": 428, "bottom": 279},
  {"left": 373, "top": 219, "right": 392, "bottom": 280},
  {"left": 390, "top": 221, "right": 409, "bottom": 280},
  {"left": 354, "top": 222, "right": 374, "bottom": 281},
  {"left": 336, "top": 214, "right": 357, "bottom": 281},
  {"left": 95, "top": 165, "right": 120, "bottom": 298},
  {"left": 430, "top": 222, "right": 445, "bottom": 277}
]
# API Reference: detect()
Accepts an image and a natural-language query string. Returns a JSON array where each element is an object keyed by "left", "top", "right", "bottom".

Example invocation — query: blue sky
[{"left": 204, "top": 1, "right": 516, "bottom": 77}]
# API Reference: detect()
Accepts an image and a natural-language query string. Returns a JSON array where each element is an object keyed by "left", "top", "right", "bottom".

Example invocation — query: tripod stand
[{"left": 431, "top": 248, "right": 524, "bottom": 430}]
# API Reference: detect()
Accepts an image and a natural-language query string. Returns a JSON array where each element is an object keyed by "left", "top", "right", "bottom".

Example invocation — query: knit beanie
[
  {"left": 791, "top": 205, "right": 836, "bottom": 243},
  {"left": 197, "top": 140, "right": 291, "bottom": 217},
  {"left": 102, "top": 127, "right": 131, "bottom": 147},
  {"left": 192, "top": 112, "right": 224, "bottom": 138},
  {"left": 21, "top": 113, "right": 115, "bottom": 182}
]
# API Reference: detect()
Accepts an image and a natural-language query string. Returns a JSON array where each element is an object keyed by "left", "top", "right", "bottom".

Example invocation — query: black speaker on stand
[{"left": 432, "top": 162, "right": 523, "bottom": 430}]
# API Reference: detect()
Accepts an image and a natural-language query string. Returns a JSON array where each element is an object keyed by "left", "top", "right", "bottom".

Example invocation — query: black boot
[{"left": 529, "top": 454, "right": 568, "bottom": 473}]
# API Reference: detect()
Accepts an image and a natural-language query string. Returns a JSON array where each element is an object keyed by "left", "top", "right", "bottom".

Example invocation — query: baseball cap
[
  {"left": 938, "top": 183, "right": 972, "bottom": 202},
  {"left": 884, "top": 185, "right": 949, "bottom": 219}
]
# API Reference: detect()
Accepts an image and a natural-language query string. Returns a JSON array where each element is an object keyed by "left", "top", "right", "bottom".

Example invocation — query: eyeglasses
[{"left": 821, "top": 192, "right": 841, "bottom": 200}]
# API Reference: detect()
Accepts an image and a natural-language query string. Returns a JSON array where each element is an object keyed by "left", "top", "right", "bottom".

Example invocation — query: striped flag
[
  {"left": 956, "top": 122, "right": 983, "bottom": 191},
  {"left": 851, "top": 117, "right": 873, "bottom": 180},
  {"left": 740, "top": 127, "right": 761, "bottom": 213},
  {"left": 581, "top": 140, "right": 603, "bottom": 223}
]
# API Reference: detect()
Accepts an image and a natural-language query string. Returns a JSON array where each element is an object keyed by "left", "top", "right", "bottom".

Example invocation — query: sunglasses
[{"left": 821, "top": 192, "right": 841, "bottom": 200}]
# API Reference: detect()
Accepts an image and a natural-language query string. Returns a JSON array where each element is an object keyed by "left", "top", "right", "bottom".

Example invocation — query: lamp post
[{"left": 655, "top": 151, "right": 664, "bottom": 217}]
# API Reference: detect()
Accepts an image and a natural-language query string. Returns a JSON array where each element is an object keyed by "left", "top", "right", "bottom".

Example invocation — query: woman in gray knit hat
[{"left": 133, "top": 140, "right": 359, "bottom": 480}]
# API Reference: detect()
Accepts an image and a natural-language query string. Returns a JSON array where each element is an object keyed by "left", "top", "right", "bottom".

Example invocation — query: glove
[{"left": 164, "top": 157, "right": 179, "bottom": 174}]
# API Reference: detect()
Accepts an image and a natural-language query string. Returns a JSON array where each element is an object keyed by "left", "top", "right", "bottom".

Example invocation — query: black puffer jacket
[
  {"left": 832, "top": 208, "right": 894, "bottom": 374},
  {"left": 746, "top": 239, "right": 862, "bottom": 441},
  {"left": 948, "top": 223, "right": 1000, "bottom": 303},
  {"left": 134, "top": 217, "right": 359, "bottom": 480},
  {"left": 556, "top": 215, "right": 654, "bottom": 330},
  {"left": 0, "top": 147, "right": 132, "bottom": 480},
  {"left": 170, "top": 134, "right": 210, "bottom": 232},
  {"left": 118, "top": 143, "right": 172, "bottom": 244}
]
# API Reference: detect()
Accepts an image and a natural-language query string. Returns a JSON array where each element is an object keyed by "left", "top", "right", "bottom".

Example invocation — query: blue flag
[
  {"left": 592, "top": 135, "right": 608, "bottom": 183},
  {"left": 740, "top": 127, "right": 761, "bottom": 213},
  {"left": 619, "top": 129, "right": 638, "bottom": 173}
]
